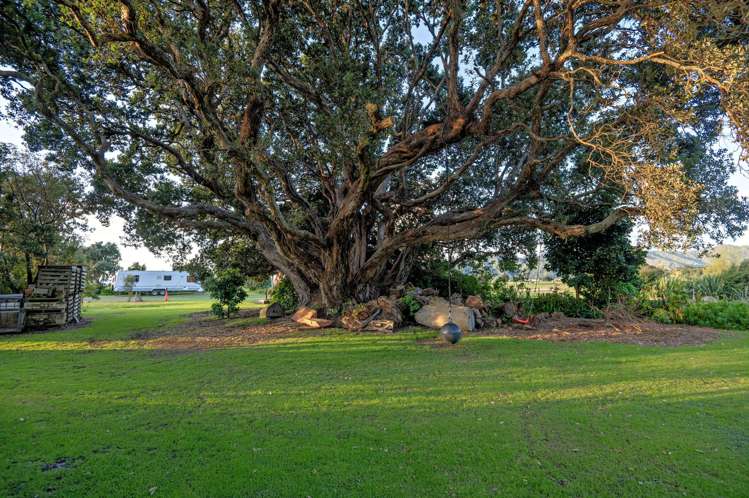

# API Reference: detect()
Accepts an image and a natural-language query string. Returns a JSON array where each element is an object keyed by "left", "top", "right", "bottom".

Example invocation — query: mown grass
[{"left": 1, "top": 295, "right": 748, "bottom": 497}]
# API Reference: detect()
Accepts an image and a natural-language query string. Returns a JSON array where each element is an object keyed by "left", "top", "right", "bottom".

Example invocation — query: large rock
[
  {"left": 291, "top": 306, "right": 332, "bottom": 328},
  {"left": 259, "top": 302, "right": 284, "bottom": 319},
  {"left": 465, "top": 295, "right": 486, "bottom": 311},
  {"left": 500, "top": 302, "right": 517, "bottom": 318},
  {"left": 415, "top": 302, "right": 476, "bottom": 332},
  {"left": 292, "top": 306, "right": 317, "bottom": 322}
]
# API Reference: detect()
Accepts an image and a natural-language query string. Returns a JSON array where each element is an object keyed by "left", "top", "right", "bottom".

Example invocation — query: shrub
[
  {"left": 526, "top": 292, "right": 601, "bottom": 319},
  {"left": 399, "top": 294, "right": 422, "bottom": 321},
  {"left": 269, "top": 277, "right": 298, "bottom": 313},
  {"left": 637, "top": 275, "right": 689, "bottom": 323},
  {"left": 484, "top": 278, "right": 521, "bottom": 308},
  {"left": 410, "top": 260, "right": 490, "bottom": 298},
  {"left": 544, "top": 208, "right": 645, "bottom": 306},
  {"left": 681, "top": 301, "right": 749, "bottom": 330},
  {"left": 204, "top": 268, "right": 248, "bottom": 318},
  {"left": 651, "top": 308, "right": 672, "bottom": 324}
]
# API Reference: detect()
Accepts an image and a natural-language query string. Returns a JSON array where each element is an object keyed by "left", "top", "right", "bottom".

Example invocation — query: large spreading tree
[{"left": 1, "top": 1, "right": 747, "bottom": 306}]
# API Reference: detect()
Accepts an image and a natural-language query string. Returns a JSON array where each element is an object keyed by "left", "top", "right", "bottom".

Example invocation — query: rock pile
[
  {"left": 270, "top": 286, "right": 536, "bottom": 333},
  {"left": 405, "top": 289, "right": 499, "bottom": 332},
  {"left": 340, "top": 297, "right": 402, "bottom": 332}
]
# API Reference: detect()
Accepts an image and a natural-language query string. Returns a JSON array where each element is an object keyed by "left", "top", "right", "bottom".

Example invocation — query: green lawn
[{"left": 1, "top": 296, "right": 748, "bottom": 497}]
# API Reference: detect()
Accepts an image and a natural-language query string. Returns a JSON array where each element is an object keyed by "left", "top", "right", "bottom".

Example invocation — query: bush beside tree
[
  {"left": 269, "top": 277, "right": 298, "bottom": 314},
  {"left": 204, "top": 269, "right": 248, "bottom": 319}
]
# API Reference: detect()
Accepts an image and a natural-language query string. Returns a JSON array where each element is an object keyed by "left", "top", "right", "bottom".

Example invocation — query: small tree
[
  {"left": 545, "top": 216, "right": 645, "bottom": 307},
  {"left": 204, "top": 269, "right": 247, "bottom": 319},
  {"left": 79, "top": 242, "right": 121, "bottom": 287},
  {"left": 128, "top": 262, "right": 146, "bottom": 271},
  {"left": 124, "top": 274, "right": 142, "bottom": 302}
]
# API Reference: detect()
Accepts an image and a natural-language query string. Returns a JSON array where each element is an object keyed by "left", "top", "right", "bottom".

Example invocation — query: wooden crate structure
[
  {"left": 0, "top": 294, "right": 25, "bottom": 333},
  {"left": 24, "top": 265, "right": 86, "bottom": 327}
]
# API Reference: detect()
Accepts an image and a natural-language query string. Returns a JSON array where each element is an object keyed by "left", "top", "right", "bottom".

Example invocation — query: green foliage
[
  {"left": 651, "top": 308, "right": 673, "bottom": 324},
  {"left": 410, "top": 260, "right": 490, "bottom": 299},
  {"left": 3, "top": 2, "right": 749, "bottom": 307},
  {"left": 175, "top": 237, "right": 275, "bottom": 284},
  {"left": 637, "top": 268, "right": 749, "bottom": 329},
  {"left": 269, "top": 277, "right": 298, "bottom": 314},
  {"left": 204, "top": 268, "right": 247, "bottom": 319},
  {"left": 525, "top": 293, "right": 602, "bottom": 319},
  {"left": 681, "top": 301, "right": 749, "bottom": 330},
  {"left": 127, "top": 262, "right": 147, "bottom": 271},
  {"left": 210, "top": 302, "right": 226, "bottom": 319},
  {"left": 81, "top": 280, "right": 102, "bottom": 300},
  {"left": 98, "top": 286, "right": 115, "bottom": 296},
  {"left": 545, "top": 208, "right": 645, "bottom": 306},
  {"left": 398, "top": 294, "right": 422, "bottom": 321},
  {"left": 682, "top": 261, "right": 749, "bottom": 301},
  {"left": 637, "top": 275, "right": 690, "bottom": 323},
  {"left": 0, "top": 251, "right": 22, "bottom": 294},
  {"left": 77, "top": 242, "right": 121, "bottom": 287},
  {"left": 483, "top": 278, "right": 522, "bottom": 307},
  {"left": 0, "top": 145, "right": 88, "bottom": 287}
]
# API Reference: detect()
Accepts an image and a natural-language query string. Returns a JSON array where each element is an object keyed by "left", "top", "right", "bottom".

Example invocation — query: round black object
[{"left": 440, "top": 321, "right": 462, "bottom": 344}]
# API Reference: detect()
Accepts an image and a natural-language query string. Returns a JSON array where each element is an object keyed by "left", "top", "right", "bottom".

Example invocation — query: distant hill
[
  {"left": 702, "top": 245, "right": 749, "bottom": 270},
  {"left": 646, "top": 250, "right": 705, "bottom": 270},
  {"left": 645, "top": 245, "right": 749, "bottom": 271}
]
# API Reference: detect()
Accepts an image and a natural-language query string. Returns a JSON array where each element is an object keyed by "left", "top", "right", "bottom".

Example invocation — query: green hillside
[{"left": 646, "top": 245, "right": 749, "bottom": 272}]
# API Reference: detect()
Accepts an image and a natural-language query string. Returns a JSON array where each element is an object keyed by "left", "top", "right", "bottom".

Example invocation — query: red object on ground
[
  {"left": 164, "top": 289, "right": 169, "bottom": 302},
  {"left": 512, "top": 316, "right": 530, "bottom": 325}
]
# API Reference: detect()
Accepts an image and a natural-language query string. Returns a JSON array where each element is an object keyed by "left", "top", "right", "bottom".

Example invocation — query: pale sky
[{"left": 2, "top": 116, "right": 749, "bottom": 271}]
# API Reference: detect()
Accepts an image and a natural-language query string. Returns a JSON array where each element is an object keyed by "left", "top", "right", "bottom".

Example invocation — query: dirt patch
[
  {"left": 474, "top": 316, "right": 720, "bottom": 346},
  {"left": 135, "top": 314, "right": 721, "bottom": 350},
  {"left": 80, "top": 310, "right": 723, "bottom": 352},
  {"left": 131, "top": 316, "right": 333, "bottom": 351}
]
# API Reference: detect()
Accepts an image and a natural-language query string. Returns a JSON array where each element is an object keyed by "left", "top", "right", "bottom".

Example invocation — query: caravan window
[
  {"left": 187, "top": 275, "right": 196, "bottom": 283},
  {"left": 133, "top": 275, "right": 140, "bottom": 283},
  {"left": 164, "top": 275, "right": 172, "bottom": 281}
]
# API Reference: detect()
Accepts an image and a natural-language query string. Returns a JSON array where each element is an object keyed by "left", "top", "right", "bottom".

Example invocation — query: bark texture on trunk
[{"left": 260, "top": 212, "right": 413, "bottom": 309}]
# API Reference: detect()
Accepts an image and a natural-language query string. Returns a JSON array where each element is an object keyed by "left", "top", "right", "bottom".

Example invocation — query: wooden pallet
[{"left": 26, "top": 265, "right": 86, "bottom": 326}]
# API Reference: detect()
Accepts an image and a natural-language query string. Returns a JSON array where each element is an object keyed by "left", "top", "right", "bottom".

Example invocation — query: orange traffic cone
[{"left": 164, "top": 289, "right": 169, "bottom": 302}]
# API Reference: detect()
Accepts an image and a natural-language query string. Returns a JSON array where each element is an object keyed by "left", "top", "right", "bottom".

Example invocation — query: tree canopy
[
  {"left": 78, "top": 241, "right": 122, "bottom": 285},
  {"left": 1, "top": 0, "right": 747, "bottom": 306},
  {"left": 0, "top": 144, "right": 87, "bottom": 288}
]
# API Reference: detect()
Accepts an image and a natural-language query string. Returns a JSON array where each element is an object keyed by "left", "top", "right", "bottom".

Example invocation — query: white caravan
[{"left": 113, "top": 271, "right": 204, "bottom": 295}]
